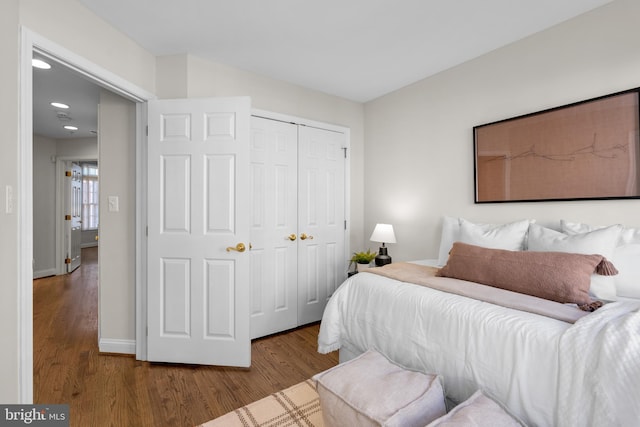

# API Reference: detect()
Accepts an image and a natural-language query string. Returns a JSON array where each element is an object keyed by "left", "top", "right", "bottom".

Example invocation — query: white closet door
[
  {"left": 249, "top": 117, "right": 299, "bottom": 339},
  {"left": 297, "top": 126, "right": 347, "bottom": 325},
  {"left": 147, "top": 97, "right": 251, "bottom": 366}
]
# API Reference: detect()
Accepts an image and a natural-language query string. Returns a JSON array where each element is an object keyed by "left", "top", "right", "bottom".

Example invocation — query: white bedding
[
  {"left": 318, "top": 268, "right": 640, "bottom": 427},
  {"left": 558, "top": 300, "right": 640, "bottom": 427}
]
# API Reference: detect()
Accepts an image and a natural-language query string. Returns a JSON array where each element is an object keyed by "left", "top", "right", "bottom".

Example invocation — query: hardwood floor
[{"left": 34, "top": 247, "right": 338, "bottom": 426}]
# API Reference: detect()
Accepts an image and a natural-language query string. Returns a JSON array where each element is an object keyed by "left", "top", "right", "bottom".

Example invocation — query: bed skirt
[{"left": 198, "top": 379, "right": 323, "bottom": 427}]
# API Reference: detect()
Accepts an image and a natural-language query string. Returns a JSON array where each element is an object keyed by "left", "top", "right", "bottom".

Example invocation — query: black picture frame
[{"left": 474, "top": 87, "right": 640, "bottom": 203}]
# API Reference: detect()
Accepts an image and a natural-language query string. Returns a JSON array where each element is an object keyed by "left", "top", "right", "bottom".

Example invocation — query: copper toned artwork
[{"left": 474, "top": 89, "right": 640, "bottom": 203}]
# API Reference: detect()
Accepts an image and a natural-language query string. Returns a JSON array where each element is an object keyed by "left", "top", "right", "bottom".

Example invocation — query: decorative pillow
[
  {"left": 437, "top": 242, "right": 617, "bottom": 306},
  {"left": 561, "top": 220, "right": 640, "bottom": 245},
  {"left": 425, "top": 390, "right": 525, "bottom": 427},
  {"left": 458, "top": 218, "right": 530, "bottom": 251},
  {"left": 437, "top": 217, "right": 533, "bottom": 266},
  {"left": 528, "top": 223, "right": 621, "bottom": 255},
  {"left": 437, "top": 216, "right": 462, "bottom": 266},
  {"left": 527, "top": 223, "right": 622, "bottom": 300},
  {"left": 313, "top": 349, "right": 446, "bottom": 427},
  {"left": 562, "top": 221, "right": 640, "bottom": 299}
]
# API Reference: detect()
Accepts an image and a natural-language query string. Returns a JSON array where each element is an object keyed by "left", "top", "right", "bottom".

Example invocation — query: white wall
[
  {"left": 364, "top": 0, "right": 640, "bottom": 262},
  {"left": 98, "top": 89, "right": 136, "bottom": 348},
  {"left": 56, "top": 137, "right": 98, "bottom": 158},
  {"left": 19, "top": 0, "right": 156, "bottom": 95},
  {"left": 33, "top": 135, "right": 57, "bottom": 278},
  {"left": 0, "top": 0, "right": 21, "bottom": 404}
]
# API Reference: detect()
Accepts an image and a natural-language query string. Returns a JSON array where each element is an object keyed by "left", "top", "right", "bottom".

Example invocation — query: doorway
[
  {"left": 20, "top": 28, "right": 152, "bottom": 403},
  {"left": 31, "top": 46, "right": 102, "bottom": 279},
  {"left": 56, "top": 158, "right": 100, "bottom": 275}
]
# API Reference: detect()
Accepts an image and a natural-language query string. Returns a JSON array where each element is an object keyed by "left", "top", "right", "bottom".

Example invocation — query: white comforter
[
  {"left": 558, "top": 301, "right": 640, "bottom": 427},
  {"left": 318, "top": 272, "right": 640, "bottom": 427}
]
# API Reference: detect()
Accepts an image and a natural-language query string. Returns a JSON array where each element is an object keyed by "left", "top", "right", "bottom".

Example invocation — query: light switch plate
[
  {"left": 108, "top": 196, "right": 119, "bottom": 212},
  {"left": 5, "top": 185, "right": 13, "bottom": 214}
]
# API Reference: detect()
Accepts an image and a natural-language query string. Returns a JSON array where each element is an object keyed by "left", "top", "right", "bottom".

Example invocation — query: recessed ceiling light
[
  {"left": 63, "top": 125, "right": 78, "bottom": 131},
  {"left": 32, "top": 59, "right": 51, "bottom": 69},
  {"left": 51, "top": 102, "right": 69, "bottom": 109}
]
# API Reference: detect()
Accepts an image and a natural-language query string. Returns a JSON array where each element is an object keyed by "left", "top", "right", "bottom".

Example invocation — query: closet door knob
[
  {"left": 226, "top": 243, "right": 246, "bottom": 252},
  {"left": 288, "top": 234, "right": 297, "bottom": 241},
  {"left": 300, "top": 233, "right": 314, "bottom": 240}
]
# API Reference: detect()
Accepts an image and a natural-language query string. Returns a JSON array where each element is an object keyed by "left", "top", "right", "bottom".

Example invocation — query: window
[{"left": 82, "top": 163, "right": 99, "bottom": 230}]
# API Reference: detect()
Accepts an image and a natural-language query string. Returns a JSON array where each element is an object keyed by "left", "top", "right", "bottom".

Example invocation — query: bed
[{"left": 318, "top": 218, "right": 640, "bottom": 427}]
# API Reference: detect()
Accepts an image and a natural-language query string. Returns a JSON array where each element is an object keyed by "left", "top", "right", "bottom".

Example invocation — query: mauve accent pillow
[
  {"left": 527, "top": 223, "right": 622, "bottom": 301},
  {"left": 437, "top": 242, "right": 616, "bottom": 306},
  {"left": 437, "top": 217, "right": 534, "bottom": 266}
]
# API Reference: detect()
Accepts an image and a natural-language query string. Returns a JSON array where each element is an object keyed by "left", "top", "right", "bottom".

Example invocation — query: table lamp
[{"left": 370, "top": 223, "right": 396, "bottom": 266}]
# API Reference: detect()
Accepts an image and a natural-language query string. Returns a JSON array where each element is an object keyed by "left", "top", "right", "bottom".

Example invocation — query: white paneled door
[
  {"left": 147, "top": 97, "right": 251, "bottom": 366},
  {"left": 249, "top": 117, "right": 299, "bottom": 339},
  {"left": 66, "top": 162, "right": 82, "bottom": 273},
  {"left": 297, "top": 126, "right": 346, "bottom": 325},
  {"left": 248, "top": 119, "right": 347, "bottom": 339}
]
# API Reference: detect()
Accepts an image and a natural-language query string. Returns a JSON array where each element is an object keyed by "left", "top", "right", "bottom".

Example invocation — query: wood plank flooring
[{"left": 33, "top": 247, "right": 338, "bottom": 426}]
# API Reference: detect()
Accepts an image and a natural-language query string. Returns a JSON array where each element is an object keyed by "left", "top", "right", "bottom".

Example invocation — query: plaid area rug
[{"left": 199, "top": 379, "right": 323, "bottom": 427}]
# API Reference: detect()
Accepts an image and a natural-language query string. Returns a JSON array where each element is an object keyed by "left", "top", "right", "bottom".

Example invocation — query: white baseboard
[
  {"left": 33, "top": 268, "right": 57, "bottom": 279},
  {"left": 99, "top": 338, "right": 136, "bottom": 355},
  {"left": 81, "top": 242, "right": 99, "bottom": 249}
]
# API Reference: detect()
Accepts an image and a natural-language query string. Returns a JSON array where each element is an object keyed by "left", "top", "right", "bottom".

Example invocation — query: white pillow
[
  {"left": 437, "top": 216, "right": 461, "bottom": 266},
  {"left": 528, "top": 223, "right": 622, "bottom": 255},
  {"left": 612, "top": 244, "right": 640, "bottom": 298},
  {"left": 458, "top": 218, "right": 531, "bottom": 251},
  {"left": 561, "top": 220, "right": 640, "bottom": 246},
  {"left": 562, "top": 221, "right": 640, "bottom": 299},
  {"left": 527, "top": 223, "right": 622, "bottom": 300},
  {"left": 437, "top": 217, "right": 533, "bottom": 266}
]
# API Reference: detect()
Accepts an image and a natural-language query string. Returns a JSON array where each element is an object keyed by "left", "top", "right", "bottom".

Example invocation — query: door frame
[{"left": 18, "top": 27, "right": 153, "bottom": 403}]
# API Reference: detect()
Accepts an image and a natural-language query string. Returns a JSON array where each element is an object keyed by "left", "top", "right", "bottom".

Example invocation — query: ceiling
[
  {"left": 34, "top": 0, "right": 613, "bottom": 139},
  {"left": 33, "top": 57, "right": 100, "bottom": 140}
]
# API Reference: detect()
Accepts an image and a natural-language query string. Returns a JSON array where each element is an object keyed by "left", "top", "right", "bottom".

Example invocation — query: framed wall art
[{"left": 474, "top": 88, "right": 640, "bottom": 203}]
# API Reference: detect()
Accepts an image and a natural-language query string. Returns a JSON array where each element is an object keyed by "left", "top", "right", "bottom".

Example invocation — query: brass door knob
[
  {"left": 288, "top": 234, "right": 297, "bottom": 241},
  {"left": 226, "top": 243, "right": 246, "bottom": 252},
  {"left": 300, "top": 233, "right": 314, "bottom": 240}
]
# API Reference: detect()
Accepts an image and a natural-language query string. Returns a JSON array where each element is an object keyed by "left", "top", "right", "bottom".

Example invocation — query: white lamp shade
[{"left": 370, "top": 223, "right": 397, "bottom": 244}]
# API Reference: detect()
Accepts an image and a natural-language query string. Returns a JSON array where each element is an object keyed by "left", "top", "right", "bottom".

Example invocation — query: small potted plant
[{"left": 349, "top": 249, "right": 377, "bottom": 272}]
